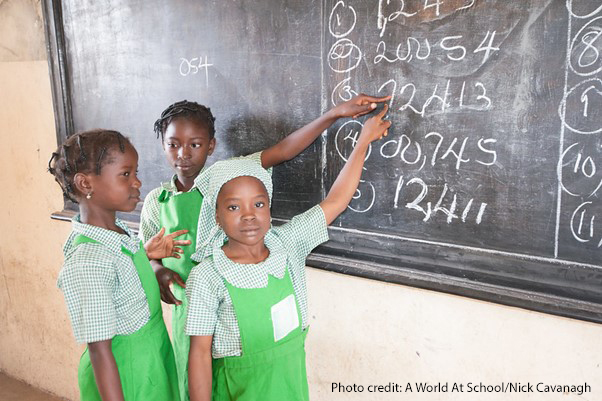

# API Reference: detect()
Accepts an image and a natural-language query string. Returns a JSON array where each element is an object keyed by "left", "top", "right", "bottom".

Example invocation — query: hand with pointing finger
[
  {"left": 332, "top": 93, "right": 392, "bottom": 119},
  {"left": 358, "top": 103, "right": 392, "bottom": 145}
]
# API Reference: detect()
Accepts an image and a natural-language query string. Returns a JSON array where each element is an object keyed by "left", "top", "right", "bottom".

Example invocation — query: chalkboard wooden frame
[{"left": 43, "top": 0, "right": 602, "bottom": 324}]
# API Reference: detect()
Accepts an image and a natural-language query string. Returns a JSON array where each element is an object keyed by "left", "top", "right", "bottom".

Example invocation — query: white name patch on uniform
[{"left": 271, "top": 294, "right": 299, "bottom": 342}]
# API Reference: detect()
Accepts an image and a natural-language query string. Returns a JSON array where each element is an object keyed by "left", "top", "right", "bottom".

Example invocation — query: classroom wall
[
  {"left": 1, "top": 1, "right": 600, "bottom": 401},
  {"left": 0, "top": 1, "right": 80, "bottom": 400}
]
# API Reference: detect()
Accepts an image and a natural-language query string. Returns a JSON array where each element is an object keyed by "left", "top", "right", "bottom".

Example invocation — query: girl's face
[
  {"left": 163, "top": 118, "right": 216, "bottom": 181},
  {"left": 86, "top": 144, "right": 141, "bottom": 212},
  {"left": 215, "top": 176, "right": 271, "bottom": 249}
]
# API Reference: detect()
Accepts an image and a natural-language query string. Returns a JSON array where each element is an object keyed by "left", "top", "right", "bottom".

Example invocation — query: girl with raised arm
[
  {"left": 140, "top": 94, "right": 389, "bottom": 400},
  {"left": 185, "top": 105, "right": 391, "bottom": 401}
]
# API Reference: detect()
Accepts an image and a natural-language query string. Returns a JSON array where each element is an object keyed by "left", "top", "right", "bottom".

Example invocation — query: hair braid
[
  {"left": 48, "top": 129, "right": 132, "bottom": 203},
  {"left": 153, "top": 100, "right": 216, "bottom": 141}
]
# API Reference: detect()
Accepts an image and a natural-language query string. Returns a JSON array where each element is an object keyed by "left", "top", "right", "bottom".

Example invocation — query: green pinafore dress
[
  {"left": 212, "top": 266, "right": 309, "bottom": 401},
  {"left": 76, "top": 234, "right": 179, "bottom": 401},
  {"left": 158, "top": 188, "right": 203, "bottom": 401}
]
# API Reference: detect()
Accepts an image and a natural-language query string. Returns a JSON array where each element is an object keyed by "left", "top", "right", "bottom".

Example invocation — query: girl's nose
[
  {"left": 178, "top": 145, "right": 191, "bottom": 159},
  {"left": 133, "top": 176, "right": 142, "bottom": 188},
  {"left": 241, "top": 209, "right": 256, "bottom": 221}
]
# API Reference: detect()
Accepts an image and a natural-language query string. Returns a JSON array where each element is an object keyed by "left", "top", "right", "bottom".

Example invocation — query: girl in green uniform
[
  {"left": 186, "top": 105, "right": 391, "bottom": 401},
  {"left": 50, "top": 129, "right": 188, "bottom": 401},
  {"left": 140, "top": 94, "right": 390, "bottom": 401}
]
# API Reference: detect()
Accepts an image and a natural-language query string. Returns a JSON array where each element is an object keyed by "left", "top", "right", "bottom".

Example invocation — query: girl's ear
[
  {"left": 73, "top": 172, "right": 92, "bottom": 198},
  {"left": 208, "top": 138, "right": 216, "bottom": 156}
]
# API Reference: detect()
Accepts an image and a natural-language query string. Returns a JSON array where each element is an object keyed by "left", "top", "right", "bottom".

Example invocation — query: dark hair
[
  {"left": 48, "top": 129, "right": 131, "bottom": 203},
  {"left": 153, "top": 100, "right": 216, "bottom": 141}
]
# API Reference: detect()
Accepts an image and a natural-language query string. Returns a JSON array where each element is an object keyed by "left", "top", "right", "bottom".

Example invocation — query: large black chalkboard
[
  {"left": 45, "top": 0, "right": 324, "bottom": 219},
  {"left": 44, "top": 0, "right": 602, "bottom": 322}
]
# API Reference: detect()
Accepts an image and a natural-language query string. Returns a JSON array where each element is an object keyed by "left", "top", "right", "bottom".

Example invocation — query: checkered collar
[
  {"left": 160, "top": 170, "right": 208, "bottom": 195},
  {"left": 64, "top": 215, "right": 140, "bottom": 255},
  {"left": 212, "top": 230, "right": 288, "bottom": 289}
]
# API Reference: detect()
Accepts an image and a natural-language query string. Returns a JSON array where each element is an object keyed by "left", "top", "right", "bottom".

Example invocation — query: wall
[
  {"left": 0, "top": 0, "right": 80, "bottom": 399},
  {"left": 306, "top": 269, "right": 601, "bottom": 400},
  {"left": 0, "top": 0, "right": 79, "bottom": 399},
  {"left": 0, "top": 1, "right": 600, "bottom": 401}
]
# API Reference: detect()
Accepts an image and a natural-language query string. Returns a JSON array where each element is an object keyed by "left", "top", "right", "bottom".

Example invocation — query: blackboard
[
  {"left": 44, "top": 0, "right": 602, "bottom": 322},
  {"left": 44, "top": 0, "right": 325, "bottom": 219}
]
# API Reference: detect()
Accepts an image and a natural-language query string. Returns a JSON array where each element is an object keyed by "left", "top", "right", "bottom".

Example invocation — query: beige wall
[
  {"left": 306, "top": 269, "right": 601, "bottom": 400},
  {"left": 0, "top": 1, "right": 80, "bottom": 400},
  {"left": 1, "top": 1, "right": 601, "bottom": 401}
]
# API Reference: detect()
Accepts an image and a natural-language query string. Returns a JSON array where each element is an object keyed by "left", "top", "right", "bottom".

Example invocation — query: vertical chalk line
[
  {"left": 555, "top": 0, "right": 573, "bottom": 258},
  {"left": 320, "top": 0, "right": 327, "bottom": 200}
]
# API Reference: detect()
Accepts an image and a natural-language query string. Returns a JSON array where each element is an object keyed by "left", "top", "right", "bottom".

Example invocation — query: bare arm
[
  {"left": 320, "top": 105, "right": 391, "bottom": 224},
  {"left": 88, "top": 340, "right": 125, "bottom": 401},
  {"left": 260, "top": 94, "right": 391, "bottom": 169},
  {"left": 189, "top": 335, "right": 214, "bottom": 401}
]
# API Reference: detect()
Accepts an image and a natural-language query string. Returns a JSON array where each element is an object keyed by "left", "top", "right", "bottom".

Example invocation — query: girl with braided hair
[
  {"left": 49, "top": 129, "right": 188, "bottom": 401},
  {"left": 140, "top": 95, "right": 390, "bottom": 401}
]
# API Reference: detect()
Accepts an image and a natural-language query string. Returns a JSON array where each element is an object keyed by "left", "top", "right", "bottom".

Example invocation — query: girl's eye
[
  {"left": 255, "top": 201, "right": 265, "bottom": 208},
  {"left": 123, "top": 172, "right": 130, "bottom": 177},
  {"left": 191, "top": 143, "right": 202, "bottom": 148},
  {"left": 166, "top": 143, "right": 178, "bottom": 148},
  {"left": 227, "top": 205, "right": 239, "bottom": 211}
]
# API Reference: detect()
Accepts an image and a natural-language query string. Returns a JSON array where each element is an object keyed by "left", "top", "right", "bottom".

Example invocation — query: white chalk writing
[
  {"left": 327, "top": 0, "right": 496, "bottom": 224},
  {"left": 179, "top": 55, "right": 213, "bottom": 87},
  {"left": 556, "top": 0, "right": 602, "bottom": 255}
]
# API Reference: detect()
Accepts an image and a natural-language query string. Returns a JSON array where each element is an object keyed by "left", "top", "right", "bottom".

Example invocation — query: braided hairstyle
[
  {"left": 153, "top": 100, "right": 216, "bottom": 141},
  {"left": 48, "top": 129, "right": 131, "bottom": 203}
]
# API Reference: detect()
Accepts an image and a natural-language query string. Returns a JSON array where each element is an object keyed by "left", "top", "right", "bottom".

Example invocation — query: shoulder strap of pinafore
[
  {"left": 72, "top": 234, "right": 98, "bottom": 246},
  {"left": 72, "top": 234, "right": 162, "bottom": 317}
]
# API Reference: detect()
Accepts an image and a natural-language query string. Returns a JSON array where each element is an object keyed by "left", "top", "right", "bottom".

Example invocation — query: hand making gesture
[{"left": 144, "top": 228, "right": 191, "bottom": 260}]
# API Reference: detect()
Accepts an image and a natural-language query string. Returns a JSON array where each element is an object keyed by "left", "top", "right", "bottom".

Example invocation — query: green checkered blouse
[
  {"left": 185, "top": 204, "right": 329, "bottom": 358},
  {"left": 58, "top": 216, "right": 150, "bottom": 344}
]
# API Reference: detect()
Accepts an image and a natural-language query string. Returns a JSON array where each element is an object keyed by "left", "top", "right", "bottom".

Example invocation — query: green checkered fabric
[
  {"left": 58, "top": 216, "right": 150, "bottom": 344},
  {"left": 138, "top": 152, "right": 264, "bottom": 244},
  {"left": 139, "top": 175, "right": 178, "bottom": 243},
  {"left": 185, "top": 157, "right": 329, "bottom": 358}
]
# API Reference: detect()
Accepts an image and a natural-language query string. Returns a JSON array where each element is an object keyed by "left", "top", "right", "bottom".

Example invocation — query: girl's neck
[
  {"left": 79, "top": 205, "right": 125, "bottom": 234},
  {"left": 175, "top": 175, "right": 195, "bottom": 192},
  {"left": 222, "top": 241, "right": 270, "bottom": 264}
]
